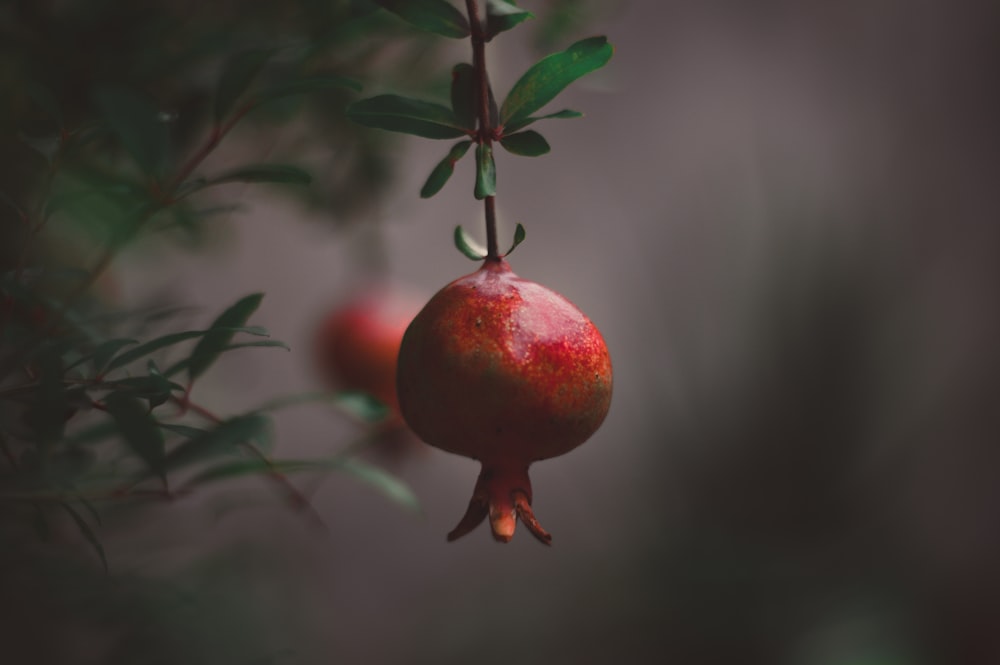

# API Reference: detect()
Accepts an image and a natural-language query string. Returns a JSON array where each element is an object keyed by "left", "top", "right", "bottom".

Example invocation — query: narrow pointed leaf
[
  {"left": 205, "top": 164, "right": 311, "bottom": 187},
  {"left": 165, "top": 339, "right": 290, "bottom": 378},
  {"left": 500, "top": 36, "right": 613, "bottom": 126},
  {"left": 61, "top": 503, "right": 107, "bottom": 573},
  {"left": 62, "top": 338, "right": 138, "bottom": 374},
  {"left": 420, "top": 140, "right": 472, "bottom": 198},
  {"left": 334, "top": 391, "right": 391, "bottom": 423},
  {"left": 347, "top": 95, "right": 468, "bottom": 139},
  {"left": 485, "top": 0, "right": 534, "bottom": 40},
  {"left": 247, "top": 75, "right": 361, "bottom": 112},
  {"left": 454, "top": 225, "right": 487, "bottom": 260},
  {"left": 93, "top": 87, "right": 169, "bottom": 177},
  {"left": 503, "top": 223, "right": 527, "bottom": 257},
  {"left": 503, "top": 108, "right": 582, "bottom": 134},
  {"left": 499, "top": 130, "right": 550, "bottom": 156},
  {"left": 161, "top": 414, "right": 270, "bottom": 473},
  {"left": 105, "top": 326, "right": 269, "bottom": 371},
  {"left": 450, "top": 63, "right": 477, "bottom": 130},
  {"left": 159, "top": 423, "right": 208, "bottom": 439},
  {"left": 215, "top": 48, "right": 276, "bottom": 123},
  {"left": 374, "top": 0, "right": 470, "bottom": 38},
  {"left": 474, "top": 143, "right": 496, "bottom": 199},
  {"left": 337, "top": 457, "right": 420, "bottom": 512},
  {"left": 187, "top": 293, "right": 264, "bottom": 382},
  {"left": 105, "top": 392, "right": 167, "bottom": 482}
]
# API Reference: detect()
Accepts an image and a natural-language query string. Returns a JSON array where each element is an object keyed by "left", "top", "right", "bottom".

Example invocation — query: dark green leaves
[
  {"left": 499, "top": 130, "right": 550, "bottom": 156},
  {"left": 215, "top": 48, "right": 276, "bottom": 123},
  {"left": 373, "top": 0, "right": 470, "bottom": 38},
  {"left": 105, "top": 392, "right": 166, "bottom": 483},
  {"left": 105, "top": 326, "right": 269, "bottom": 372},
  {"left": 204, "top": 164, "right": 312, "bottom": 187},
  {"left": 503, "top": 108, "right": 582, "bottom": 134},
  {"left": 474, "top": 143, "right": 496, "bottom": 199},
  {"left": 346, "top": 95, "right": 469, "bottom": 139},
  {"left": 62, "top": 503, "right": 107, "bottom": 572},
  {"left": 421, "top": 140, "right": 472, "bottom": 198},
  {"left": 186, "top": 293, "right": 264, "bottom": 383},
  {"left": 485, "top": 0, "right": 533, "bottom": 40},
  {"left": 93, "top": 87, "right": 169, "bottom": 177},
  {"left": 160, "top": 414, "right": 271, "bottom": 473},
  {"left": 500, "top": 36, "right": 613, "bottom": 127},
  {"left": 454, "top": 225, "right": 487, "bottom": 260}
]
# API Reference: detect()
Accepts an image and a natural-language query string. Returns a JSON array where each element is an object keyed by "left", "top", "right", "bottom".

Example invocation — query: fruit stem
[{"left": 465, "top": 0, "right": 500, "bottom": 262}]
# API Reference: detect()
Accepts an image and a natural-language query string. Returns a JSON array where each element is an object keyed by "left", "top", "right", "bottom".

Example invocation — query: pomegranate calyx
[{"left": 446, "top": 464, "right": 551, "bottom": 545}]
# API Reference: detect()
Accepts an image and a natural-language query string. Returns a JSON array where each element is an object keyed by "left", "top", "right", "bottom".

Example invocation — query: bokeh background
[{"left": 3, "top": 0, "right": 1000, "bottom": 663}]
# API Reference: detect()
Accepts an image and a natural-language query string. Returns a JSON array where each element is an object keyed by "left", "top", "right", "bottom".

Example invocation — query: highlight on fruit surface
[{"left": 396, "top": 258, "right": 612, "bottom": 544}]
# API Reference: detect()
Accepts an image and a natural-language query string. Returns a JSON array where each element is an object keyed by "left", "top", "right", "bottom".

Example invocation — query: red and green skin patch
[{"left": 397, "top": 259, "right": 612, "bottom": 544}]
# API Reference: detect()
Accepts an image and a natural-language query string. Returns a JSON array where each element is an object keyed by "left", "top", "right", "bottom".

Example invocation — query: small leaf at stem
[
  {"left": 503, "top": 223, "right": 527, "bottom": 257},
  {"left": 204, "top": 164, "right": 312, "bottom": 187},
  {"left": 347, "top": 95, "right": 468, "bottom": 139},
  {"left": 373, "top": 0, "right": 470, "bottom": 38},
  {"left": 502, "top": 108, "right": 582, "bottom": 134},
  {"left": 499, "top": 130, "right": 550, "bottom": 156},
  {"left": 214, "top": 48, "right": 276, "bottom": 123},
  {"left": 450, "top": 63, "right": 477, "bottom": 131},
  {"left": 420, "top": 140, "right": 472, "bottom": 198},
  {"left": 500, "top": 36, "right": 613, "bottom": 126},
  {"left": 474, "top": 143, "right": 496, "bottom": 199},
  {"left": 186, "top": 293, "right": 264, "bottom": 383},
  {"left": 485, "top": 0, "right": 534, "bottom": 40},
  {"left": 92, "top": 87, "right": 169, "bottom": 178},
  {"left": 334, "top": 391, "right": 391, "bottom": 423},
  {"left": 454, "top": 225, "right": 487, "bottom": 261},
  {"left": 160, "top": 414, "right": 271, "bottom": 474},
  {"left": 105, "top": 392, "right": 166, "bottom": 483},
  {"left": 61, "top": 502, "right": 107, "bottom": 573}
]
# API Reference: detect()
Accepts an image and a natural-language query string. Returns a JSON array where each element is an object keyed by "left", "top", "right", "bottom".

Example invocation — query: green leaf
[
  {"left": 499, "top": 130, "right": 550, "bottom": 156},
  {"left": 450, "top": 63, "right": 477, "bottom": 131},
  {"left": 373, "top": 0, "right": 470, "bottom": 38},
  {"left": 105, "top": 326, "right": 269, "bottom": 371},
  {"left": 502, "top": 108, "right": 582, "bottom": 134},
  {"left": 92, "top": 87, "right": 169, "bottom": 177},
  {"left": 503, "top": 222, "right": 527, "bottom": 257},
  {"left": 485, "top": 0, "right": 534, "bottom": 40},
  {"left": 215, "top": 48, "right": 276, "bottom": 123},
  {"left": 253, "top": 391, "right": 339, "bottom": 413},
  {"left": 186, "top": 293, "right": 265, "bottom": 382},
  {"left": 105, "top": 392, "right": 166, "bottom": 483},
  {"left": 161, "top": 414, "right": 270, "bottom": 473},
  {"left": 159, "top": 423, "right": 208, "bottom": 439},
  {"left": 500, "top": 36, "right": 613, "bottom": 126},
  {"left": 333, "top": 391, "right": 391, "bottom": 423},
  {"left": 337, "top": 457, "right": 420, "bottom": 512},
  {"left": 61, "top": 338, "right": 138, "bottom": 374},
  {"left": 347, "top": 95, "right": 469, "bottom": 139},
  {"left": 453, "top": 225, "right": 487, "bottom": 260},
  {"left": 474, "top": 143, "right": 496, "bottom": 199},
  {"left": 61, "top": 502, "right": 107, "bottom": 573},
  {"left": 420, "top": 140, "right": 473, "bottom": 198},
  {"left": 164, "top": 340, "right": 290, "bottom": 378},
  {"left": 247, "top": 75, "right": 361, "bottom": 113},
  {"left": 204, "top": 164, "right": 312, "bottom": 187}
]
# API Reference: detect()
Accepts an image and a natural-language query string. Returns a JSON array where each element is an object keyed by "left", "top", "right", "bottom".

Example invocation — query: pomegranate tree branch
[{"left": 465, "top": 0, "right": 499, "bottom": 261}]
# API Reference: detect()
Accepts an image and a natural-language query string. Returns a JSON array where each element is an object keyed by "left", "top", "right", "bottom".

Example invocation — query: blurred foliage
[{"left": 0, "top": 0, "right": 608, "bottom": 569}]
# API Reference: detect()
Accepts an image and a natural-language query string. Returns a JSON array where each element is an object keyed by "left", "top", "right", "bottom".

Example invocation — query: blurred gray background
[{"left": 8, "top": 1, "right": 1000, "bottom": 663}]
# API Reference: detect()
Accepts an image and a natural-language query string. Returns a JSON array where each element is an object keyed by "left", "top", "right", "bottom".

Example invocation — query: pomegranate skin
[{"left": 396, "top": 259, "right": 612, "bottom": 543}]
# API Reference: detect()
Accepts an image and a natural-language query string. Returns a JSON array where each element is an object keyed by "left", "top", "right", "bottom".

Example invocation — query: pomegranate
[
  {"left": 397, "top": 259, "right": 612, "bottom": 544},
  {"left": 314, "top": 285, "right": 422, "bottom": 417}
]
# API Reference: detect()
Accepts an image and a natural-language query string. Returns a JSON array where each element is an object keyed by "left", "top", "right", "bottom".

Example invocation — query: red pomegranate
[
  {"left": 397, "top": 259, "right": 612, "bottom": 544},
  {"left": 314, "top": 285, "right": 422, "bottom": 417}
]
